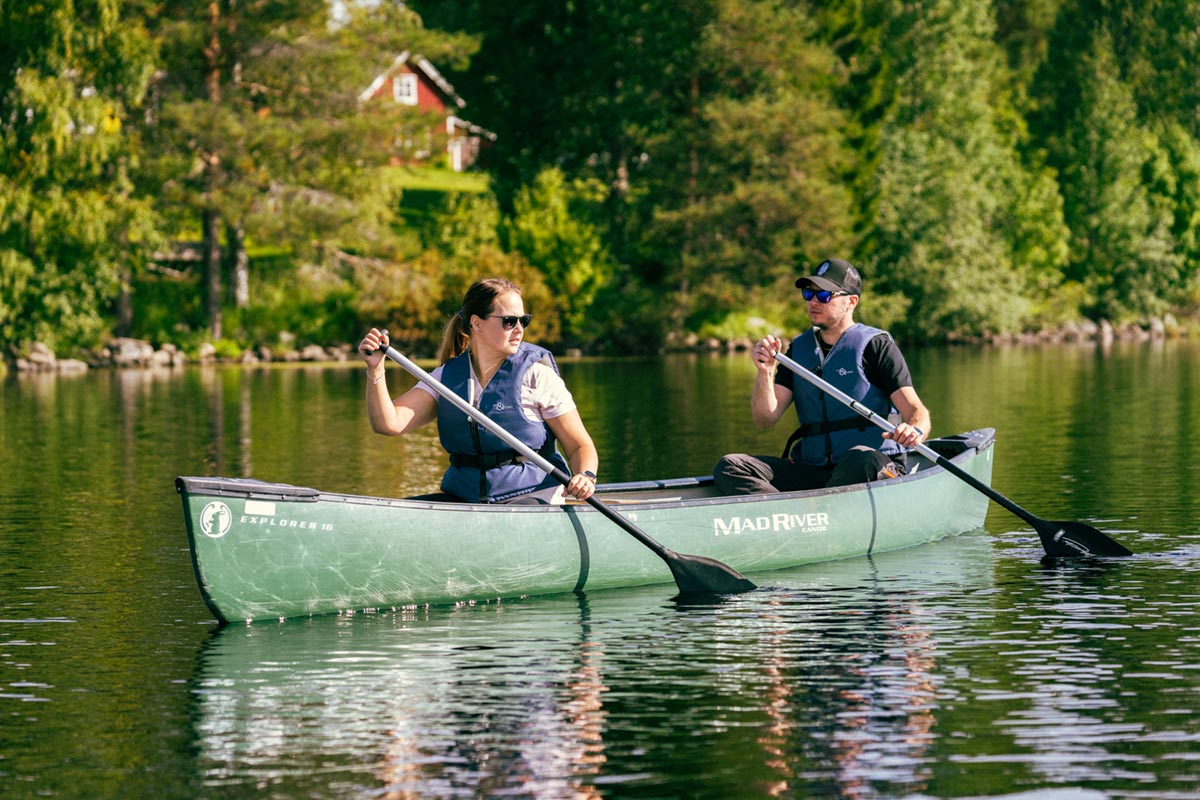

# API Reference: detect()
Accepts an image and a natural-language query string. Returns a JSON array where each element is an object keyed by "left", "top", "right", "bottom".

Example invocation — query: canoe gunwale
[{"left": 176, "top": 427, "right": 996, "bottom": 515}]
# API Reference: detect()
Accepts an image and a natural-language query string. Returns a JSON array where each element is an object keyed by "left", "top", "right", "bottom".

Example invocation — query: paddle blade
[
  {"left": 667, "top": 553, "right": 757, "bottom": 596},
  {"left": 1032, "top": 518, "right": 1133, "bottom": 558}
]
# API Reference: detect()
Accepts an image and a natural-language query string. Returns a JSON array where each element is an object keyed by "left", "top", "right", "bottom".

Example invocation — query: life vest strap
[
  {"left": 781, "top": 418, "right": 871, "bottom": 458},
  {"left": 449, "top": 450, "right": 523, "bottom": 470},
  {"left": 449, "top": 439, "right": 559, "bottom": 470}
]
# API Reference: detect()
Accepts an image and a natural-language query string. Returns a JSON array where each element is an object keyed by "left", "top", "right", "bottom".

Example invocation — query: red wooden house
[{"left": 360, "top": 51, "right": 494, "bottom": 171}]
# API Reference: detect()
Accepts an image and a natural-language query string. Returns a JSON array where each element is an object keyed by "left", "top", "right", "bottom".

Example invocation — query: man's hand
[{"left": 751, "top": 335, "right": 783, "bottom": 375}]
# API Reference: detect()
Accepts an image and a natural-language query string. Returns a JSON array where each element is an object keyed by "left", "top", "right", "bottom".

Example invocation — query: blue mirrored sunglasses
[
  {"left": 486, "top": 314, "right": 532, "bottom": 330},
  {"left": 801, "top": 288, "right": 849, "bottom": 304}
]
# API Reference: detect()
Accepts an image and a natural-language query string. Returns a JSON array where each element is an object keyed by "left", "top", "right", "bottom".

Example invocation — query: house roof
[{"left": 359, "top": 51, "right": 467, "bottom": 109}]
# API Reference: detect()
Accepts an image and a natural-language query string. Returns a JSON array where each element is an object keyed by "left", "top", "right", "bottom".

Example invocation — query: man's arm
[
  {"left": 864, "top": 333, "right": 929, "bottom": 448},
  {"left": 750, "top": 335, "right": 794, "bottom": 429},
  {"left": 885, "top": 386, "right": 930, "bottom": 448},
  {"left": 752, "top": 371, "right": 794, "bottom": 429}
]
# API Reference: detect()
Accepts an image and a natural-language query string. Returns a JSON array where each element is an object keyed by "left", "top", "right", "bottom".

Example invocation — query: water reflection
[
  {"left": 188, "top": 534, "right": 995, "bottom": 798},
  {"left": 192, "top": 595, "right": 612, "bottom": 799},
  {"left": 745, "top": 551, "right": 980, "bottom": 798},
  {"left": 7, "top": 345, "right": 1200, "bottom": 798},
  {"left": 958, "top": 548, "right": 1200, "bottom": 791}
]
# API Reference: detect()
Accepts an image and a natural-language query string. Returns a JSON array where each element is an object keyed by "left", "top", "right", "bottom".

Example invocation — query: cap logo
[{"left": 817, "top": 261, "right": 831, "bottom": 276}]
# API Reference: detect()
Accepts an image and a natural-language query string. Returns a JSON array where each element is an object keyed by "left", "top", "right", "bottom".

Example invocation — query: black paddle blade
[
  {"left": 1032, "top": 518, "right": 1133, "bottom": 558},
  {"left": 667, "top": 553, "right": 757, "bottom": 596}
]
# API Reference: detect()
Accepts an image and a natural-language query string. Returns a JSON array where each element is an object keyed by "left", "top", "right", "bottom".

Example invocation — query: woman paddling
[{"left": 358, "top": 277, "right": 599, "bottom": 504}]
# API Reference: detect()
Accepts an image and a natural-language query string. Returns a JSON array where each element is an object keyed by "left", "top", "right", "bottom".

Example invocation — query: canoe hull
[{"left": 178, "top": 429, "right": 995, "bottom": 623}]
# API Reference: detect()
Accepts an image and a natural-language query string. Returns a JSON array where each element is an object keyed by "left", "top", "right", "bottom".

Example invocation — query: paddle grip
[{"left": 362, "top": 328, "right": 390, "bottom": 357}]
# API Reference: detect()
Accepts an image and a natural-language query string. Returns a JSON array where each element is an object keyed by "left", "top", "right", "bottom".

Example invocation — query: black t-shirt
[{"left": 775, "top": 331, "right": 912, "bottom": 397}]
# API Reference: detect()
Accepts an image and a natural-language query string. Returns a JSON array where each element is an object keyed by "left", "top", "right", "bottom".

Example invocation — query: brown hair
[{"left": 436, "top": 277, "right": 523, "bottom": 364}]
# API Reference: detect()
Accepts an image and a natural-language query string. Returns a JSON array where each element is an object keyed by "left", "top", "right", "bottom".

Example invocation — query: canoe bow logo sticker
[{"left": 200, "top": 501, "right": 233, "bottom": 538}]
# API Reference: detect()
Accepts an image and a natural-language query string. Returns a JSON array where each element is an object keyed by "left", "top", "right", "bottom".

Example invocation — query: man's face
[{"left": 806, "top": 289, "right": 858, "bottom": 331}]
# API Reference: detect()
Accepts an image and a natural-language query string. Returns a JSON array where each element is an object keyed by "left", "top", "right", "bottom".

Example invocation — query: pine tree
[
  {"left": 641, "top": 0, "right": 856, "bottom": 331},
  {"left": 862, "top": 0, "right": 1069, "bottom": 338},
  {"left": 1054, "top": 29, "right": 1180, "bottom": 320},
  {"left": 1029, "top": 0, "right": 1200, "bottom": 317}
]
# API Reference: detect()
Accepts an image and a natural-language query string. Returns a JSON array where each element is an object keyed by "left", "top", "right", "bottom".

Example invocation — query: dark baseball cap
[{"left": 795, "top": 258, "right": 863, "bottom": 295}]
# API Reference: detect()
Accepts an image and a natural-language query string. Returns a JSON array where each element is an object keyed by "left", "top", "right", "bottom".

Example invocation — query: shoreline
[{"left": 6, "top": 316, "right": 1195, "bottom": 376}]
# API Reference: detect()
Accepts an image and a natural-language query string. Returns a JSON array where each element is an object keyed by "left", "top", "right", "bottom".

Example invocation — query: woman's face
[{"left": 470, "top": 291, "right": 526, "bottom": 357}]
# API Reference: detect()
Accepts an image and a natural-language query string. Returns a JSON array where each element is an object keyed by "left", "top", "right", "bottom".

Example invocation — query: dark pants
[{"left": 713, "top": 446, "right": 905, "bottom": 495}]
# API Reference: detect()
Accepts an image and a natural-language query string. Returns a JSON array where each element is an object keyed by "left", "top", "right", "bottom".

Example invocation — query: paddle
[
  {"left": 773, "top": 351, "right": 1132, "bottom": 558},
  {"left": 370, "top": 338, "right": 757, "bottom": 595}
]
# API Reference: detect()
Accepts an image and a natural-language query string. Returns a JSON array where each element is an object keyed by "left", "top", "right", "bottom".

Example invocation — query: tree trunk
[
  {"left": 202, "top": 0, "right": 223, "bottom": 340},
  {"left": 226, "top": 221, "right": 249, "bottom": 309},
  {"left": 203, "top": 208, "right": 223, "bottom": 340},
  {"left": 676, "top": 71, "right": 701, "bottom": 331},
  {"left": 115, "top": 273, "right": 133, "bottom": 337}
]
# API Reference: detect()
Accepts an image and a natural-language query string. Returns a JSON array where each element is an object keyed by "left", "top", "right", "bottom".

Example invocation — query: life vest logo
[
  {"left": 491, "top": 401, "right": 511, "bottom": 412},
  {"left": 200, "top": 501, "right": 233, "bottom": 538},
  {"left": 836, "top": 367, "right": 852, "bottom": 376}
]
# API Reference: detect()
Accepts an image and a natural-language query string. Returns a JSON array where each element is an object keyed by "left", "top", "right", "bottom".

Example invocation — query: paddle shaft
[
  {"left": 378, "top": 345, "right": 676, "bottom": 559},
  {"left": 777, "top": 349, "right": 1133, "bottom": 557},
  {"left": 774, "top": 351, "right": 1041, "bottom": 528}
]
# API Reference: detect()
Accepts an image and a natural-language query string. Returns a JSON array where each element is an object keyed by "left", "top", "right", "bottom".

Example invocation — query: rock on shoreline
[{"left": 11, "top": 338, "right": 358, "bottom": 374}]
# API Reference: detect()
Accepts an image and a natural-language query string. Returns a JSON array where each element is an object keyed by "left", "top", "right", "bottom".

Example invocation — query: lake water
[{"left": 2, "top": 342, "right": 1199, "bottom": 799}]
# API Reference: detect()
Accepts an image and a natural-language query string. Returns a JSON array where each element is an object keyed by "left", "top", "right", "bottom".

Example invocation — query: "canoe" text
[{"left": 713, "top": 512, "right": 830, "bottom": 536}]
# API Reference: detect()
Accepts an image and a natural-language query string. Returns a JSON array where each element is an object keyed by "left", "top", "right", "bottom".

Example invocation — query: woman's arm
[
  {"left": 360, "top": 327, "right": 439, "bottom": 436},
  {"left": 545, "top": 410, "right": 599, "bottom": 499},
  {"left": 367, "top": 382, "right": 439, "bottom": 436}
]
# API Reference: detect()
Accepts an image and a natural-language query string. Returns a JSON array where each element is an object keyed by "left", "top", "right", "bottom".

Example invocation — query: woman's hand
[
  {"left": 545, "top": 410, "right": 599, "bottom": 502},
  {"left": 564, "top": 471, "right": 597, "bottom": 500},
  {"left": 359, "top": 328, "right": 389, "bottom": 371}
]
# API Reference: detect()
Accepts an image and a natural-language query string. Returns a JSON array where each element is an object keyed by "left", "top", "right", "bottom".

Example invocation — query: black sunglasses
[
  {"left": 801, "top": 288, "right": 849, "bottom": 304},
  {"left": 486, "top": 314, "right": 532, "bottom": 330}
]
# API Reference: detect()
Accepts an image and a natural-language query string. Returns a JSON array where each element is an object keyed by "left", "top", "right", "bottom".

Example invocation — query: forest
[{"left": 3, "top": 0, "right": 1199, "bottom": 363}]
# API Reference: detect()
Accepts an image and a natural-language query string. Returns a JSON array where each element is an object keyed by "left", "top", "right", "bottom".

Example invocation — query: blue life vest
[
  {"left": 437, "top": 342, "right": 569, "bottom": 502},
  {"left": 788, "top": 323, "right": 902, "bottom": 466}
]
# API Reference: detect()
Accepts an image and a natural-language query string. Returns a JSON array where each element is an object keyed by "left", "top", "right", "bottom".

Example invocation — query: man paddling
[{"left": 713, "top": 258, "right": 931, "bottom": 493}]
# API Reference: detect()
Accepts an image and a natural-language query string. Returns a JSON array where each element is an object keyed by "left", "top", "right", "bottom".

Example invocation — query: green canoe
[{"left": 177, "top": 428, "right": 995, "bottom": 623}]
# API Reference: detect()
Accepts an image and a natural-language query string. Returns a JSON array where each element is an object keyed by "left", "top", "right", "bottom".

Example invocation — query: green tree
[
  {"left": 1030, "top": 0, "right": 1200, "bottom": 318},
  {"left": 992, "top": 0, "right": 1067, "bottom": 115},
  {"left": 411, "top": 0, "right": 703, "bottom": 223},
  {"left": 862, "top": 0, "right": 1069, "bottom": 338},
  {"left": 0, "top": 0, "right": 157, "bottom": 356},
  {"left": 141, "top": 1, "right": 476, "bottom": 341},
  {"left": 1052, "top": 29, "right": 1180, "bottom": 321},
  {"left": 644, "top": 0, "right": 856, "bottom": 334},
  {"left": 503, "top": 168, "right": 613, "bottom": 342},
  {"left": 1152, "top": 122, "right": 1200, "bottom": 306}
]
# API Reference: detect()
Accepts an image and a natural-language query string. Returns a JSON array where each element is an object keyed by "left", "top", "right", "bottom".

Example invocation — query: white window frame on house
[{"left": 393, "top": 73, "right": 418, "bottom": 106}]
